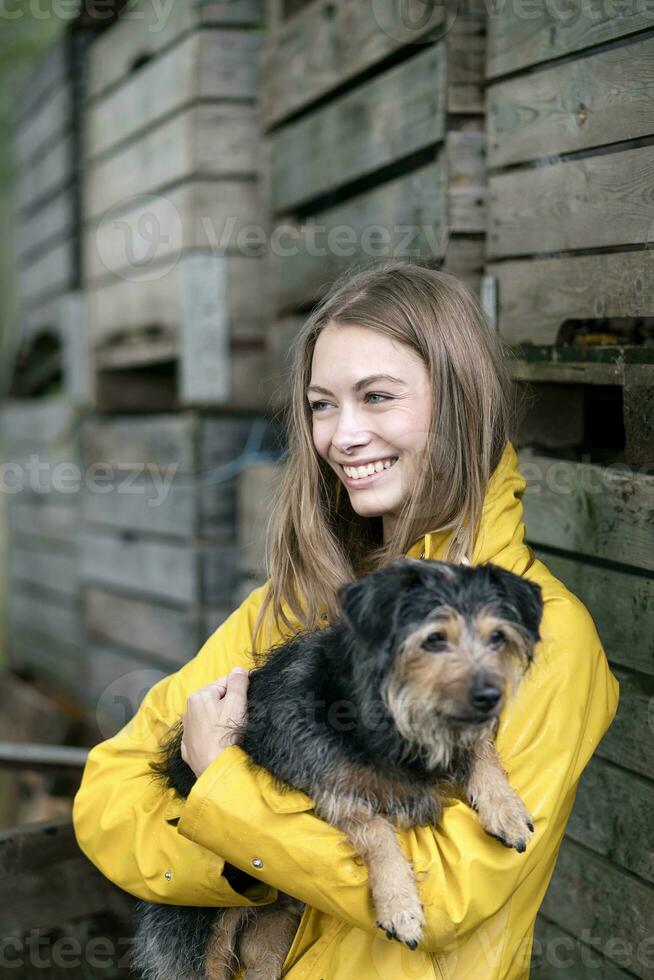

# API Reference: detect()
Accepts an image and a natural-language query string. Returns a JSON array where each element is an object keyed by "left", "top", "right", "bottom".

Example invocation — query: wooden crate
[
  {"left": 83, "top": 0, "right": 268, "bottom": 410},
  {"left": 518, "top": 450, "right": 654, "bottom": 976},
  {"left": 486, "top": 19, "right": 654, "bottom": 347},
  {"left": 261, "top": 0, "right": 487, "bottom": 398},
  {"left": 237, "top": 460, "right": 284, "bottom": 588},
  {"left": 1, "top": 399, "right": 85, "bottom": 698},
  {"left": 79, "top": 412, "right": 281, "bottom": 729}
]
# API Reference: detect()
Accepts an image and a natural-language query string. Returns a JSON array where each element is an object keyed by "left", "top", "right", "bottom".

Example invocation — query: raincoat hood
[{"left": 73, "top": 441, "right": 619, "bottom": 980}]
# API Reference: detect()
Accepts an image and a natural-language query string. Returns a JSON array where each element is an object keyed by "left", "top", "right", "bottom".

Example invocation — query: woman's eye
[{"left": 310, "top": 391, "right": 392, "bottom": 412}]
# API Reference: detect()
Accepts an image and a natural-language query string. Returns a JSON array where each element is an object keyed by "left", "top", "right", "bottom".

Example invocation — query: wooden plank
[
  {"left": 624, "top": 381, "right": 654, "bottom": 470},
  {"left": 87, "top": 0, "right": 263, "bottom": 99},
  {"left": 81, "top": 475, "right": 198, "bottom": 538},
  {"left": 237, "top": 462, "right": 283, "bottom": 576},
  {"left": 532, "top": 551, "right": 654, "bottom": 676},
  {"left": 2, "top": 398, "right": 76, "bottom": 444},
  {"left": 0, "top": 818, "right": 132, "bottom": 937},
  {"left": 87, "top": 643, "right": 171, "bottom": 720},
  {"left": 540, "top": 839, "right": 654, "bottom": 979},
  {"left": 87, "top": 252, "right": 263, "bottom": 347},
  {"left": 81, "top": 413, "right": 197, "bottom": 471},
  {"left": 566, "top": 757, "right": 654, "bottom": 886},
  {"left": 6, "top": 627, "right": 85, "bottom": 691},
  {"left": 597, "top": 666, "right": 654, "bottom": 781},
  {"left": 488, "top": 35, "right": 654, "bottom": 168},
  {"left": 85, "top": 103, "right": 259, "bottom": 221},
  {"left": 17, "top": 39, "right": 68, "bottom": 123},
  {"left": 276, "top": 158, "right": 448, "bottom": 311},
  {"left": 86, "top": 30, "right": 259, "bottom": 161},
  {"left": 14, "top": 82, "right": 71, "bottom": 168},
  {"left": 15, "top": 188, "right": 75, "bottom": 259},
  {"left": 15, "top": 132, "right": 73, "bottom": 213},
  {"left": 8, "top": 540, "right": 78, "bottom": 598},
  {"left": 533, "top": 916, "right": 636, "bottom": 979},
  {"left": 79, "top": 526, "right": 199, "bottom": 604},
  {"left": 85, "top": 179, "right": 260, "bottom": 284},
  {"left": 487, "top": 1, "right": 654, "bottom": 80},
  {"left": 17, "top": 238, "right": 75, "bottom": 310},
  {"left": 7, "top": 589, "right": 82, "bottom": 649},
  {"left": 489, "top": 250, "right": 654, "bottom": 346},
  {"left": 270, "top": 44, "right": 447, "bottom": 213},
  {"left": 85, "top": 587, "right": 201, "bottom": 668},
  {"left": 259, "top": 0, "right": 448, "bottom": 127},
  {"left": 520, "top": 454, "right": 654, "bottom": 571},
  {"left": 488, "top": 145, "right": 654, "bottom": 259},
  {"left": 445, "top": 127, "right": 486, "bottom": 234}
]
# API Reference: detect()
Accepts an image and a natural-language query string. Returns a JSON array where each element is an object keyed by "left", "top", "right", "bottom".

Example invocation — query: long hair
[{"left": 253, "top": 260, "right": 516, "bottom": 647}]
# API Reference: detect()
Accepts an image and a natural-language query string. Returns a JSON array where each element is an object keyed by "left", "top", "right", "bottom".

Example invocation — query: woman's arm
[
  {"left": 174, "top": 590, "right": 620, "bottom": 953},
  {"left": 72, "top": 584, "right": 277, "bottom": 907}
]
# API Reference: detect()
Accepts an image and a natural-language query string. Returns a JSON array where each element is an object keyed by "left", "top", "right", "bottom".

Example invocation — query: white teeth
[{"left": 343, "top": 457, "right": 398, "bottom": 480}]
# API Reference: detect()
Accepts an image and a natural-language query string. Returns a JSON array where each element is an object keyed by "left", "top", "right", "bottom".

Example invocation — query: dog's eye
[
  {"left": 422, "top": 630, "right": 447, "bottom": 652},
  {"left": 489, "top": 629, "right": 506, "bottom": 647}
]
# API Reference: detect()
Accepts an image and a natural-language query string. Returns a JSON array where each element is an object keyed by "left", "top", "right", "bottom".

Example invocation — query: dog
[{"left": 133, "top": 557, "right": 543, "bottom": 980}]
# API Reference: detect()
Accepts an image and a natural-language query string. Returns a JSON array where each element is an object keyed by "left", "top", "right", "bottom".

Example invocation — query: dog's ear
[
  {"left": 337, "top": 559, "right": 426, "bottom": 645},
  {"left": 485, "top": 564, "right": 544, "bottom": 645}
]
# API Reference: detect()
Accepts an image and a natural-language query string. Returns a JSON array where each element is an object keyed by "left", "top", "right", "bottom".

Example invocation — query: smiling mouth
[{"left": 341, "top": 456, "right": 399, "bottom": 481}]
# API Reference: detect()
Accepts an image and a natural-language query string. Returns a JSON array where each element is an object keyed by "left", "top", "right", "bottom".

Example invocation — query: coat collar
[{"left": 407, "top": 441, "right": 531, "bottom": 570}]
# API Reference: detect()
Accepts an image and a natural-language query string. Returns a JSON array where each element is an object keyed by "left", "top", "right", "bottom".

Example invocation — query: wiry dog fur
[{"left": 133, "top": 558, "right": 543, "bottom": 979}]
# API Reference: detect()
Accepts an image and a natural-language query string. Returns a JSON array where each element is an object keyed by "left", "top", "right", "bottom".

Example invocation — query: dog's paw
[
  {"left": 374, "top": 892, "right": 425, "bottom": 949},
  {"left": 476, "top": 792, "right": 534, "bottom": 853}
]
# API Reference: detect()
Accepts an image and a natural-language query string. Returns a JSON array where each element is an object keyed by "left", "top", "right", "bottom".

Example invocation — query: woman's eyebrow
[{"left": 306, "top": 374, "right": 405, "bottom": 395}]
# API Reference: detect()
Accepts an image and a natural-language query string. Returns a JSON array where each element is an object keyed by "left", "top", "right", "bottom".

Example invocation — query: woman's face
[{"left": 308, "top": 322, "right": 432, "bottom": 541}]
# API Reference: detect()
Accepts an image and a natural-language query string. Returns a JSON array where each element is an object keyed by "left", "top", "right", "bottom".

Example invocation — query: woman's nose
[{"left": 331, "top": 406, "right": 371, "bottom": 455}]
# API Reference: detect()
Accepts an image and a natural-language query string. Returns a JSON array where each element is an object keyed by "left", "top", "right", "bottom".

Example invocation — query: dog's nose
[{"left": 469, "top": 684, "right": 502, "bottom": 712}]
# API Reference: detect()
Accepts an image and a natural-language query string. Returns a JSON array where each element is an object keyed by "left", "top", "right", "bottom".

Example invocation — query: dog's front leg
[
  {"left": 465, "top": 735, "right": 534, "bottom": 853},
  {"left": 328, "top": 803, "right": 425, "bottom": 949}
]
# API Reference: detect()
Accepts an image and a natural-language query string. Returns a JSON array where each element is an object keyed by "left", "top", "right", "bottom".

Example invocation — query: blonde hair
[{"left": 254, "top": 260, "right": 515, "bottom": 646}]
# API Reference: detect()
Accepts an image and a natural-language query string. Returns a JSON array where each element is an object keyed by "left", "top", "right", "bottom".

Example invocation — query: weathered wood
[
  {"left": 566, "top": 757, "right": 654, "bottom": 886},
  {"left": 7, "top": 627, "right": 86, "bottom": 691},
  {"left": 276, "top": 158, "right": 448, "bottom": 311},
  {"left": 624, "top": 381, "right": 654, "bottom": 470},
  {"left": 490, "top": 250, "right": 654, "bottom": 346},
  {"left": 17, "top": 293, "right": 90, "bottom": 406},
  {"left": 16, "top": 188, "right": 75, "bottom": 259},
  {"left": 488, "top": 145, "right": 654, "bottom": 259},
  {"left": 15, "top": 132, "right": 73, "bottom": 213},
  {"left": 86, "top": 30, "right": 259, "bottom": 160},
  {"left": 520, "top": 454, "right": 654, "bottom": 571},
  {"left": 85, "top": 587, "right": 201, "bottom": 668},
  {"left": 8, "top": 540, "right": 78, "bottom": 598},
  {"left": 2, "top": 398, "right": 76, "bottom": 445},
  {"left": 237, "top": 462, "right": 284, "bottom": 577},
  {"left": 259, "top": 0, "right": 449, "bottom": 127},
  {"left": 487, "top": 0, "right": 654, "bottom": 80},
  {"left": 80, "top": 413, "right": 197, "bottom": 471},
  {"left": 532, "top": 551, "right": 654, "bottom": 676},
  {"left": 509, "top": 352, "right": 654, "bottom": 388},
  {"left": 0, "top": 743, "right": 88, "bottom": 770},
  {"left": 14, "top": 82, "right": 71, "bottom": 169},
  {"left": 445, "top": 127, "right": 486, "bottom": 234},
  {"left": 533, "top": 916, "right": 635, "bottom": 979},
  {"left": 596, "top": 666, "right": 654, "bottom": 781},
  {"left": 0, "top": 818, "right": 133, "bottom": 937},
  {"left": 17, "top": 40, "right": 68, "bottom": 122},
  {"left": 7, "top": 589, "right": 82, "bottom": 649},
  {"left": 85, "top": 103, "right": 259, "bottom": 221},
  {"left": 17, "top": 238, "right": 75, "bottom": 309},
  {"left": 85, "top": 179, "right": 260, "bottom": 283},
  {"left": 87, "top": 644, "right": 171, "bottom": 728},
  {"left": 540, "top": 838, "right": 654, "bottom": 979},
  {"left": 87, "top": 0, "right": 263, "bottom": 99},
  {"left": 488, "top": 35, "right": 654, "bottom": 169},
  {"left": 270, "top": 44, "right": 447, "bottom": 213}
]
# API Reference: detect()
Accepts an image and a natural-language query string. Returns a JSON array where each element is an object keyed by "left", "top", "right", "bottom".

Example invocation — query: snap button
[
  {"left": 252, "top": 857, "right": 264, "bottom": 869},
  {"left": 164, "top": 870, "right": 172, "bottom": 880}
]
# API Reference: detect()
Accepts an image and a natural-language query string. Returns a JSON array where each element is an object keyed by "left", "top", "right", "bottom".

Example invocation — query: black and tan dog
[{"left": 133, "top": 558, "right": 543, "bottom": 980}]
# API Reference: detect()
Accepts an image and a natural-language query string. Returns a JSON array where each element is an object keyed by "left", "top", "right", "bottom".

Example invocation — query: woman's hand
[{"left": 180, "top": 667, "right": 250, "bottom": 779}]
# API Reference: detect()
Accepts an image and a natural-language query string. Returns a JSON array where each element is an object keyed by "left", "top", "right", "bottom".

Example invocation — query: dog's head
[{"left": 338, "top": 558, "right": 543, "bottom": 743}]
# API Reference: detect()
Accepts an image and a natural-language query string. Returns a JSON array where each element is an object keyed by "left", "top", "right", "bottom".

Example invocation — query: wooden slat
[
  {"left": 259, "top": 0, "right": 449, "bottom": 127},
  {"left": 87, "top": 0, "right": 263, "bottom": 99},
  {"left": 85, "top": 587, "right": 200, "bottom": 668},
  {"left": 445, "top": 128, "right": 486, "bottom": 233},
  {"left": 17, "top": 39, "right": 68, "bottom": 122},
  {"left": 81, "top": 476, "right": 198, "bottom": 538},
  {"left": 566, "top": 757, "right": 654, "bottom": 885},
  {"left": 487, "top": 1, "right": 654, "bottom": 80},
  {"left": 540, "top": 839, "right": 654, "bottom": 980},
  {"left": 0, "top": 818, "right": 133, "bottom": 937},
  {"left": 2, "top": 398, "right": 76, "bottom": 444},
  {"left": 87, "top": 644, "right": 171, "bottom": 726},
  {"left": 597, "top": 667, "right": 654, "bottom": 781},
  {"left": 533, "top": 916, "right": 635, "bottom": 979},
  {"left": 7, "top": 589, "right": 82, "bottom": 649},
  {"left": 488, "top": 145, "right": 654, "bottom": 259},
  {"left": 86, "top": 30, "right": 259, "bottom": 160},
  {"left": 6, "top": 627, "right": 85, "bottom": 691},
  {"left": 84, "top": 179, "right": 260, "bottom": 284},
  {"left": 520, "top": 454, "right": 654, "bottom": 571},
  {"left": 270, "top": 44, "right": 446, "bottom": 213},
  {"left": 276, "top": 158, "right": 447, "bottom": 310},
  {"left": 488, "top": 35, "right": 654, "bottom": 168},
  {"left": 15, "top": 132, "right": 73, "bottom": 213},
  {"left": 532, "top": 551, "right": 654, "bottom": 676},
  {"left": 81, "top": 413, "right": 197, "bottom": 471},
  {"left": 85, "top": 103, "right": 259, "bottom": 220},
  {"left": 238, "top": 462, "right": 283, "bottom": 577},
  {"left": 18, "top": 238, "right": 75, "bottom": 309},
  {"left": 16, "top": 188, "right": 76, "bottom": 259},
  {"left": 14, "top": 82, "right": 71, "bottom": 169},
  {"left": 8, "top": 541, "right": 78, "bottom": 598},
  {"left": 489, "top": 250, "right": 654, "bottom": 346}
]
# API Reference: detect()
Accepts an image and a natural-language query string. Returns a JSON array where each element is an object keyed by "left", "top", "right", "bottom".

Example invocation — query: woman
[{"left": 73, "top": 261, "right": 619, "bottom": 979}]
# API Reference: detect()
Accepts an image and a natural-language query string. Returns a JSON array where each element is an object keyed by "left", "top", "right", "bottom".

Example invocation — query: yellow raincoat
[{"left": 73, "top": 442, "right": 619, "bottom": 979}]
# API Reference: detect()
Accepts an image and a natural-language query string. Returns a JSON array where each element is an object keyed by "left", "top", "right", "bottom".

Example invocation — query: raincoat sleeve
[
  {"left": 174, "top": 586, "right": 620, "bottom": 953},
  {"left": 72, "top": 584, "right": 278, "bottom": 907}
]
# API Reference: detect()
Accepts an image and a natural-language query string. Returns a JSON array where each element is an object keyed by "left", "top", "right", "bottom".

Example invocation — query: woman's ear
[{"left": 337, "top": 559, "right": 425, "bottom": 646}]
